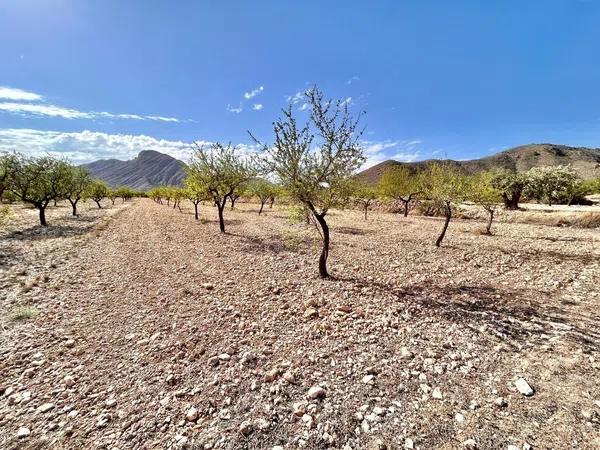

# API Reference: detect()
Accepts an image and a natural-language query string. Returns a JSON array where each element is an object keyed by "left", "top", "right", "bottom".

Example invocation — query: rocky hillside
[
  {"left": 83, "top": 150, "right": 186, "bottom": 190},
  {"left": 357, "top": 143, "right": 600, "bottom": 184}
]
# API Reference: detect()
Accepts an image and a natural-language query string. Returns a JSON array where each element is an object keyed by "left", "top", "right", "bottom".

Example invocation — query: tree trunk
[
  {"left": 111, "top": 198, "right": 115, "bottom": 205},
  {"left": 364, "top": 205, "right": 368, "bottom": 220},
  {"left": 217, "top": 201, "right": 226, "bottom": 233},
  {"left": 269, "top": 196, "right": 275, "bottom": 208},
  {"left": 502, "top": 192, "right": 521, "bottom": 210},
  {"left": 313, "top": 213, "right": 330, "bottom": 278},
  {"left": 258, "top": 201, "right": 265, "bottom": 215},
  {"left": 486, "top": 209, "right": 494, "bottom": 235},
  {"left": 38, "top": 204, "right": 48, "bottom": 226},
  {"left": 230, "top": 197, "right": 236, "bottom": 209},
  {"left": 402, "top": 199, "right": 410, "bottom": 217},
  {"left": 95, "top": 200, "right": 102, "bottom": 209},
  {"left": 194, "top": 202, "right": 199, "bottom": 220},
  {"left": 435, "top": 203, "right": 452, "bottom": 247},
  {"left": 68, "top": 198, "right": 79, "bottom": 216}
]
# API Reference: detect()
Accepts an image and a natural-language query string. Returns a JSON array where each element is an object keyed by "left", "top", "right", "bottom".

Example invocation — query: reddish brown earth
[{"left": 1, "top": 199, "right": 599, "bottom": 450}]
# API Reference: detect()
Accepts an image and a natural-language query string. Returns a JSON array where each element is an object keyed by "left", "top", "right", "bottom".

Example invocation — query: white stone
[
  {"left": 515, "top": 378, "right": 534, "bottom": 396},
  {"left": 463, "top": 439, "right": 477, "bottom": 449},
  {"left": 17, "top": 427, "right": 30, "bottom": 438},
  {"left": 185, "top": 407, "right": 198, "bottom": 422},
  {"left": 307, "top": 386, "right": 326, "bottom": 400},
  {"left": 37, "top": 402, "right": 55, "bottom": 413},
  {"left": 105, "top": 398, "right": 117, "bottom": 408},
  {"left": 432, "top": 388, "right": 443, "bottom": 399},
  {"left": 404, "top": 438, "right": 414, "bottom": 449}
]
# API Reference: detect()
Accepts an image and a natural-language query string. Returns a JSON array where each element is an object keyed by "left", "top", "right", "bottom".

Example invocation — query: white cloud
[
  {"left": 340, "top": 97, "right": 353, "bottom": 106},
  {"left": 298, "top": 102, "right": 310, "bottom": 111},
  {"left": 0, "top": 86, "right": 43, "bottom": 101},
  {"left": 0, "top": 102, "right": 183, "bottom": 122},
  {"left": 252, "top": 103, "right": 263, "bottom": 111},
  {"left": 287, "top": 91, "right": 305, "bottom": 104},
  {"left": 244, "top": 86, "right": 264, "bottom": 100},
  {"left": 346, "top": 76, "right": 360, "bottom": 85},
  {"left": 360, "top": 139, "right": 422, "bottom": 169},
  {"left": 0, "top": 128, "right": 199, "bottom": 164},
  {"left": 0, "top": 86, "right": 185, "bottom": 122},
  {"left": 226, "top": 103, "right": 243, "bottom": 114}
]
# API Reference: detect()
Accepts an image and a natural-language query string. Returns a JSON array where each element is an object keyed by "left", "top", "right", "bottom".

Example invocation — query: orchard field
[{"left": 1, "top": 198, "right": 599, "bottom": 449}]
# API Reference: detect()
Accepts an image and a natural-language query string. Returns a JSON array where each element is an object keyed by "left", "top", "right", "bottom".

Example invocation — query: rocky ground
[{"left": 1, "top": 199, "right": 599, "bottom": 450}]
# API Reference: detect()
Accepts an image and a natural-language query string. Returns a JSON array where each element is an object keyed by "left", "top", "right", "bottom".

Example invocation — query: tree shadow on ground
[
  {"left": 3, "top": 222, "right": 99, "bottom": 242},
  {"left": 337, "top": 276, "right": 600, "bottom": 352},
  {"left": 334, "top": 226, "right": 373, "bottom": 236}
]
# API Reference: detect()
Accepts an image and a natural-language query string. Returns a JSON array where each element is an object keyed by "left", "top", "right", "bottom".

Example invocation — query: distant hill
[
  {"left": 356, "top": 143, "right": 600, "bottom": 185},
  {"left": 83, "top": 150, "right": 186, "bottom": 190}
]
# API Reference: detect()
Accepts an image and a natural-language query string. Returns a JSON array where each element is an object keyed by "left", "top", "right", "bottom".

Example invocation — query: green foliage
[
  {"left": 115, "top": 186, "right": 135, "bottom": 201},
  {"left": 0, "top": 205, "right": 11, "bottom": 226},
  {"left": 420, "top": 163, "right": 470, "bottom": 208},
  {"left": 6, "top": 153, "right": 70, "bottom": 207},
  {"left": 63, "top": 166, "right": 92, "bottom": 202},
  {"left": 523, "top": 165, "right": 578, "bottom": 205},
  {"left": 188, "top": 142, "right": 256, "bottom": 205},
  {"left": 469, "top": 171, "right": 503, "bottom": 211},
  {"left": 352, "top": 181, "right": 378, "bottom": 219},
  {"left": 378, "top": 166, "right": 419, "bottom": 200},
  {"left": 86, "top": 179, "right": 110, "bottom": 206},
  {"left": 489, "top": 169, "right": 527, "bottom": 209},
  {"left": 187, "top": 142, "right": 257, "bottom": 231}
]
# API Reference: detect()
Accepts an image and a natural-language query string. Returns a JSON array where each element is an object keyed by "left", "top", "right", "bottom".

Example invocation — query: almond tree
[
  {"left": 248, "top": 178, "right": 277, "bottom": 215},
  {"left": 184, "top": 176, "right": 208, "bottom": 220},
  {"left": 252, "top": 87, "right": 365, "bottom": 278},
  {"left": 470, "top": 171, "right": 502, "bottom": 235},
  {"left": 490, "top": 169, "right": 527, "bottom": 210},
  {"left": 86, "top": 179, "right": 109, "bottom": 209},
  {"left": 0, "top": 154, "right": 9, "bottom": 200},
  {"left": 64, "top": 166, "right": 92, "bottom": 216},
  {"left": 188, "top": 142, "right": 256, "bottom": 233},
  {"left": 378, "top": 166, "right": 420, "bottom": 217},
  {"left": 352, "top": 181, "right": 378, "bottom": 220},
  {"left": 420, "top": 163, "right": 470, "bottom": 247},
  {"left": 524, "top": 165, "right": 578, "bottom": 206},
  {"left": 6, "top": 154, "right": 70, "bottom": 226}
]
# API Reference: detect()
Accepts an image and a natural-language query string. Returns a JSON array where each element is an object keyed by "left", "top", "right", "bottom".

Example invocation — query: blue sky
[{"left": 1, "top": 0, "right": 600, "bottom": 167}]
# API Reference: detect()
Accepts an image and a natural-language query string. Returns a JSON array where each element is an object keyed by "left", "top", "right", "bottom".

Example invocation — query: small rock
[
  {"left": 239, "top": 420, "right": 253, "bottom": 436},
  {"left": 404, "top": 438, "right": 414, "bottom": 449},
  {"left": 304, "top": 307, "right": 318, "bottom": 319},
  {"left": 307, "top": 386, "right": 326, "bottom": 400},
  {"left": 463, "top": 439, "right": 477, "bottom": 449},
  {"left": 507, "top": 446, "right": 519, "bottom": 450},
  {"left": 455, "top": 413, "right": 465, "bottom": 422},
  {"left": 337, "top": 305, "right": 352, "bottom": 313},
  {"left": 185, "top": 407, "right": 198, "bottom": 422},
  {"left": 292, "top": 401, "right": 306, "bottom": 417},
  {"left": 37, "top": 402, "right": 55, "bottom": 413},
  {"left": 283, "top": 372, "right": 296, "bottom": 384},
  {"left": 64, "top": 339, "right": 75, "bottom": 348},
  {"left": 218, "top": 353, "right": 231, "bottom": 361},
  {"left": 515, "top": 378, "right": 534, "bottom": 396},
  {"left": 264, "top": 368, "right": 279, "bottom": 382},
  {"left": 494, "top": 397, "right": 508, "bottom": 407},
  {"left": 432, "top": 388, "right": 443, "bottom": 400},
  {"left": 17, "top": 427, "right": 30, "bottom": 438},
  {"left": 362, "top": 374, "right": 375, "bottom": 384},
  {"left": 208, "top": 356, "right": 220, "bottom": 367},
  {"left": 105, "top": 398, "right": 117, "bottom": 408},
  {"left": 201, "top": 283, "right": 214, "bottom": 290},
  {"left": 64, "top": 376, "right": 75, "bottom": 387}
]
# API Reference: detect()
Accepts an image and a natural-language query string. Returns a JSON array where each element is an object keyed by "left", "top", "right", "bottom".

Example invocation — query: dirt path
[{"left": 1, "top": 199, "right": 599, "bottom": 449}]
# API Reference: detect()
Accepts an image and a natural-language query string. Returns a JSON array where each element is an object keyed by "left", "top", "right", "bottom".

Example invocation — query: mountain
[
  {"left": 356, "top": 143, "right": 600, "bottom": 185},
  {"left": 83, "top": 150, "right": 186, "bottom": 190}
]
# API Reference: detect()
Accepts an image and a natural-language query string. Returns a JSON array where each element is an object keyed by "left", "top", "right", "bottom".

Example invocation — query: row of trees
[
  {"left": 0, "top": 153, "right": 138, "bottom": 226},
  {"left": 145, "top": 87, "right": 600, "bottom": 278}
]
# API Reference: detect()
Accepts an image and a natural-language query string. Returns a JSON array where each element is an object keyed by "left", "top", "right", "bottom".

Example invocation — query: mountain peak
[{"left": 84, "top": 150, "right": 186, "bottom": 190}]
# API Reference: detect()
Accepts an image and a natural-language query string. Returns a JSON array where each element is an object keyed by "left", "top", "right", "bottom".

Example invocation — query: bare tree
[
  {"left": 188, "top": 142, "right": 256, "bottom": 233},
  {"left": 252, "top": 87, "right": 365, "bottom": 278}
]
